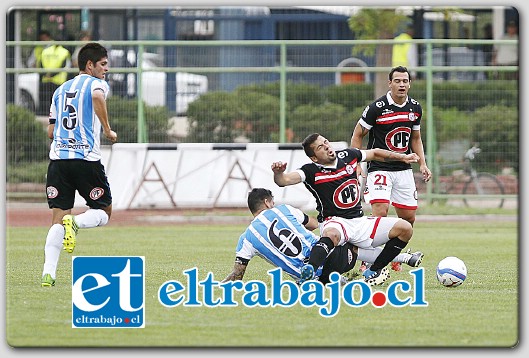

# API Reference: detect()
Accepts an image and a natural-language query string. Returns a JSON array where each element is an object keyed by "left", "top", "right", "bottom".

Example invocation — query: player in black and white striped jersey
[
  {"left": 351, "top": 66, "right": 431, "bottom": 272},
  {"left": 272, "top": 133, "right": 424, "bottom": 285}
]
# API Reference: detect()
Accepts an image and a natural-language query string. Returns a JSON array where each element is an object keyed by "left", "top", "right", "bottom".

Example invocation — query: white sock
[
  {"left": 393, "top": 252, "right": 410, "bottom": 263},
  {"left": 359, "top": 247, "right": 410, "bottom": 264},
  {"left": 357, "top": 247, "right": 383, "bottom": 263},
  {"left": 42, "top": 223, "right": 65, "bottom": 279},
  {"left": 75, "top": 209, "right": 109, "bottom": 228}
]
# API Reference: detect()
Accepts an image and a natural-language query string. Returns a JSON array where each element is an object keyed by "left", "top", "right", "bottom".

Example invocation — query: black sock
[
  {"left": 370, "top": 238, "right": 408, "bottom": 271},
  {"left": 308, "top": 236, "right": 335, "bottom": 270}
]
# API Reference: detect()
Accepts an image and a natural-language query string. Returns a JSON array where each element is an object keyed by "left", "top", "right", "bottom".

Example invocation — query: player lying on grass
[{"left": 222, "top": 188, "right": 422, "bottom": 285}]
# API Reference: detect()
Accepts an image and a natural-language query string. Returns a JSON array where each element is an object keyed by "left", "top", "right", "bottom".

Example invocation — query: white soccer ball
[{"left": 436, "top": 256, "right": 467, "bottom": 287}]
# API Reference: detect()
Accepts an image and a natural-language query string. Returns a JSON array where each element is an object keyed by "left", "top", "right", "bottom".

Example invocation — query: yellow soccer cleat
[
  {"left": 41, "top": 273, "right": 56, "bottom": 287},
  {"left": 62, "top": 214, "right": 79, "bottom": 253}
]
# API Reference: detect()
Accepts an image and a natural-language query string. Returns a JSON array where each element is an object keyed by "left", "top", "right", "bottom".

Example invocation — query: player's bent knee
[
  {"left": 393, "top": 219, "right": 413, "bottom": 241},
  {"left": 93, "top": 208, "right": 109, "bottom": 226},
  {"left": 371, "top": 203, "right": 389, "bottom": 217},
  {"left": 400, "top": 214, "right": 416, "bottom": 226},
  {"left": 322, "top": 228, "right": 341, "bottom": 246}
]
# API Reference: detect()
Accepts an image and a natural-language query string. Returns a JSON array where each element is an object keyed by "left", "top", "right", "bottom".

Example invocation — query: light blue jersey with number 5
[{"left": 49, "top": 74, "right": 109, "bottom": 161}]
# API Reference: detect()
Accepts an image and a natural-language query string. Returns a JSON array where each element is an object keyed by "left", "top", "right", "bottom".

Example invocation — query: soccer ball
[{"left": 436, "top": 256, "right": 467, "bottom": 287}]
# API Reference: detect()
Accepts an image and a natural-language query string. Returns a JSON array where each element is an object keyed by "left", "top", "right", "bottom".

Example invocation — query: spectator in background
[
  {"left": 482, "top": 23, "right": 494, "bottom": 79},
  {"left": 38, "top": 34, "right": 71, "bottom": 115},
  {"left": 482, "top": 23, "right": 494, "bottom": 65},
  {"left": 26, "top": 29, "right": 52, "bottom": 68},
  {"left": 71, "top": 31, "right": 92, "bottom": 69},
  {"left": 392, "top": 24, "right": 418, "bottom": 80},
  {"left": 493, "top": 20, "right": 518, "bottom": 80}
]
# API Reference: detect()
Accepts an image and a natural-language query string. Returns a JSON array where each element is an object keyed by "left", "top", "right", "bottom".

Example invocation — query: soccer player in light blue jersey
[
  {"left": 223, "top": 188, "right": 358, "bottom": 285},
  {"left": 41, "top": 42, "right": 117, "bottom": 287}
]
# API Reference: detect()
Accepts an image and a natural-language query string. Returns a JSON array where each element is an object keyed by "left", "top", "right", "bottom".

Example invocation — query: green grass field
[{"left": 6, "top": 217, "right": 518, "bottom": 348}]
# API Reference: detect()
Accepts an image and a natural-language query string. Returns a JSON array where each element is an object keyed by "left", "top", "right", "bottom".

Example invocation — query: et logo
[{"left": 72, "top": 256, "right": 145, "bottom": 328}]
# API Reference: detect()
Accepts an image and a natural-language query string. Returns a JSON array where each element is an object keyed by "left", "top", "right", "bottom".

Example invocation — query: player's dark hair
[
  {"left": 389, "top": 66, "right": 410, "bottom": 81},
  {"left": 302, "top": 133, "right": 320, "bottom": 157},
  {"left": 247, "top": 188, "right": 273, "bottom": 214},
  {"left": 78, "top": 42, "right": 108, "bottom": 71}
]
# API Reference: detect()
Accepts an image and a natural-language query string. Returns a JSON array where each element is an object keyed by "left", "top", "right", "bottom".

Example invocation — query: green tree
[
  {"left": 186, "top": 91, "right": 247, "bottom": 143},
  {"left": 6, "top": 104, "right": 49, "bottom": 164},
  {"left": 237, "top": 82, "right": 323, "bottom": 109},
  {"left": 471, "top": 105, "right": 518, "bottom": 173},
  {"left": 288, "top": 103, "right": 355, "bottom": 143},
  {"left": 6, "top": 104, "right": 49, "bottom": 184},
  {"left": 348, "top": 8, "right": 408, "bottom": 97},
  {"left": 105, "top": 97, "right": 170, "bottom": 143},
  {"left": 234, "top": 89, "right": 280, "bottom": 142}
]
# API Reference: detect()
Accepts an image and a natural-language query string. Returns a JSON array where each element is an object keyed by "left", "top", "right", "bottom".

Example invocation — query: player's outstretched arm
[
  {"left": 222, "top": 262, "right": 247, "bottom": 282},
  {"left": 271, "top": 161, "right": 302, "bottom": 187},
  {"left": 366, "top": 148, "right": 419, "bottom": 163}
]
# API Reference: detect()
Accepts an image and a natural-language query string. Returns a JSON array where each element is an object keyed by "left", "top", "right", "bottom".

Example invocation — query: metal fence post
[
  {"left": 425, "top": 42, "right": 435, "bottom": 205},
  {"left": 137, "top": 44, "right": 148, "bottom": 143},
  {"left": 279, "top": 42, "right": 287, "bottom": 144}
]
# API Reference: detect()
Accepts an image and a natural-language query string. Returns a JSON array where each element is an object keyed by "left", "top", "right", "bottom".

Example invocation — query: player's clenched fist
[{"left": 271, "top": 161, "right": 287, "bottom": 173}]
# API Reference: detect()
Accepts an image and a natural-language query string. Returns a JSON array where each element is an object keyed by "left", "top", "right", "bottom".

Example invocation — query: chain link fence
[{"left": 5, "top": 39, "right": 518, "bottom": 207}]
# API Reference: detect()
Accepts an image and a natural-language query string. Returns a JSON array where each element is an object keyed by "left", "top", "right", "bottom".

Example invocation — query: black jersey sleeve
[
  {"left": 300, "top": 163, "right": 317, "bottom": 186},
  {"left": 338, "top": 148, "right": 363, "bottom": 163},
  {"left": 361, "top": 95, "right": 386, "bottom": 127},
  {"left": 410, "top": 98, "right": 423, "bottom": 126}
]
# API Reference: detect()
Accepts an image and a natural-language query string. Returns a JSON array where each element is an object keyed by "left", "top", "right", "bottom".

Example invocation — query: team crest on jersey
[
  {"left": 345, "top": 164, "right": 355, "bottom": 175},
  {"left": 90, "top": 187, "right": 105, "bottom": 200},
  {"left": 385, "top": 127, "right": 412, "bottom": 153},
  {"left": 47, "top": 186, "right": 59, "bottom": 199},
  {"left": 408, "top": 112, "right": 416, "bottom": 121},
  {"left": 333, "top": 178, "right": 360, "bottom": 209}
]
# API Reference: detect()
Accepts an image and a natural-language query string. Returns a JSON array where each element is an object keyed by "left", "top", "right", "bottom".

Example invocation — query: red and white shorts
[
  {"left": 363, "top": 169, "right": 418, "bottom": 210},
  {"left": 320, "top": 215, "right": 400, "bottom": 249}
]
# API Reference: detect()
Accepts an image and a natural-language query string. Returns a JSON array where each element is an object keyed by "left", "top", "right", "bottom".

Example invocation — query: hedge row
[{"left": 6, "top": 80, "right": 518, "bottom": 184}]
